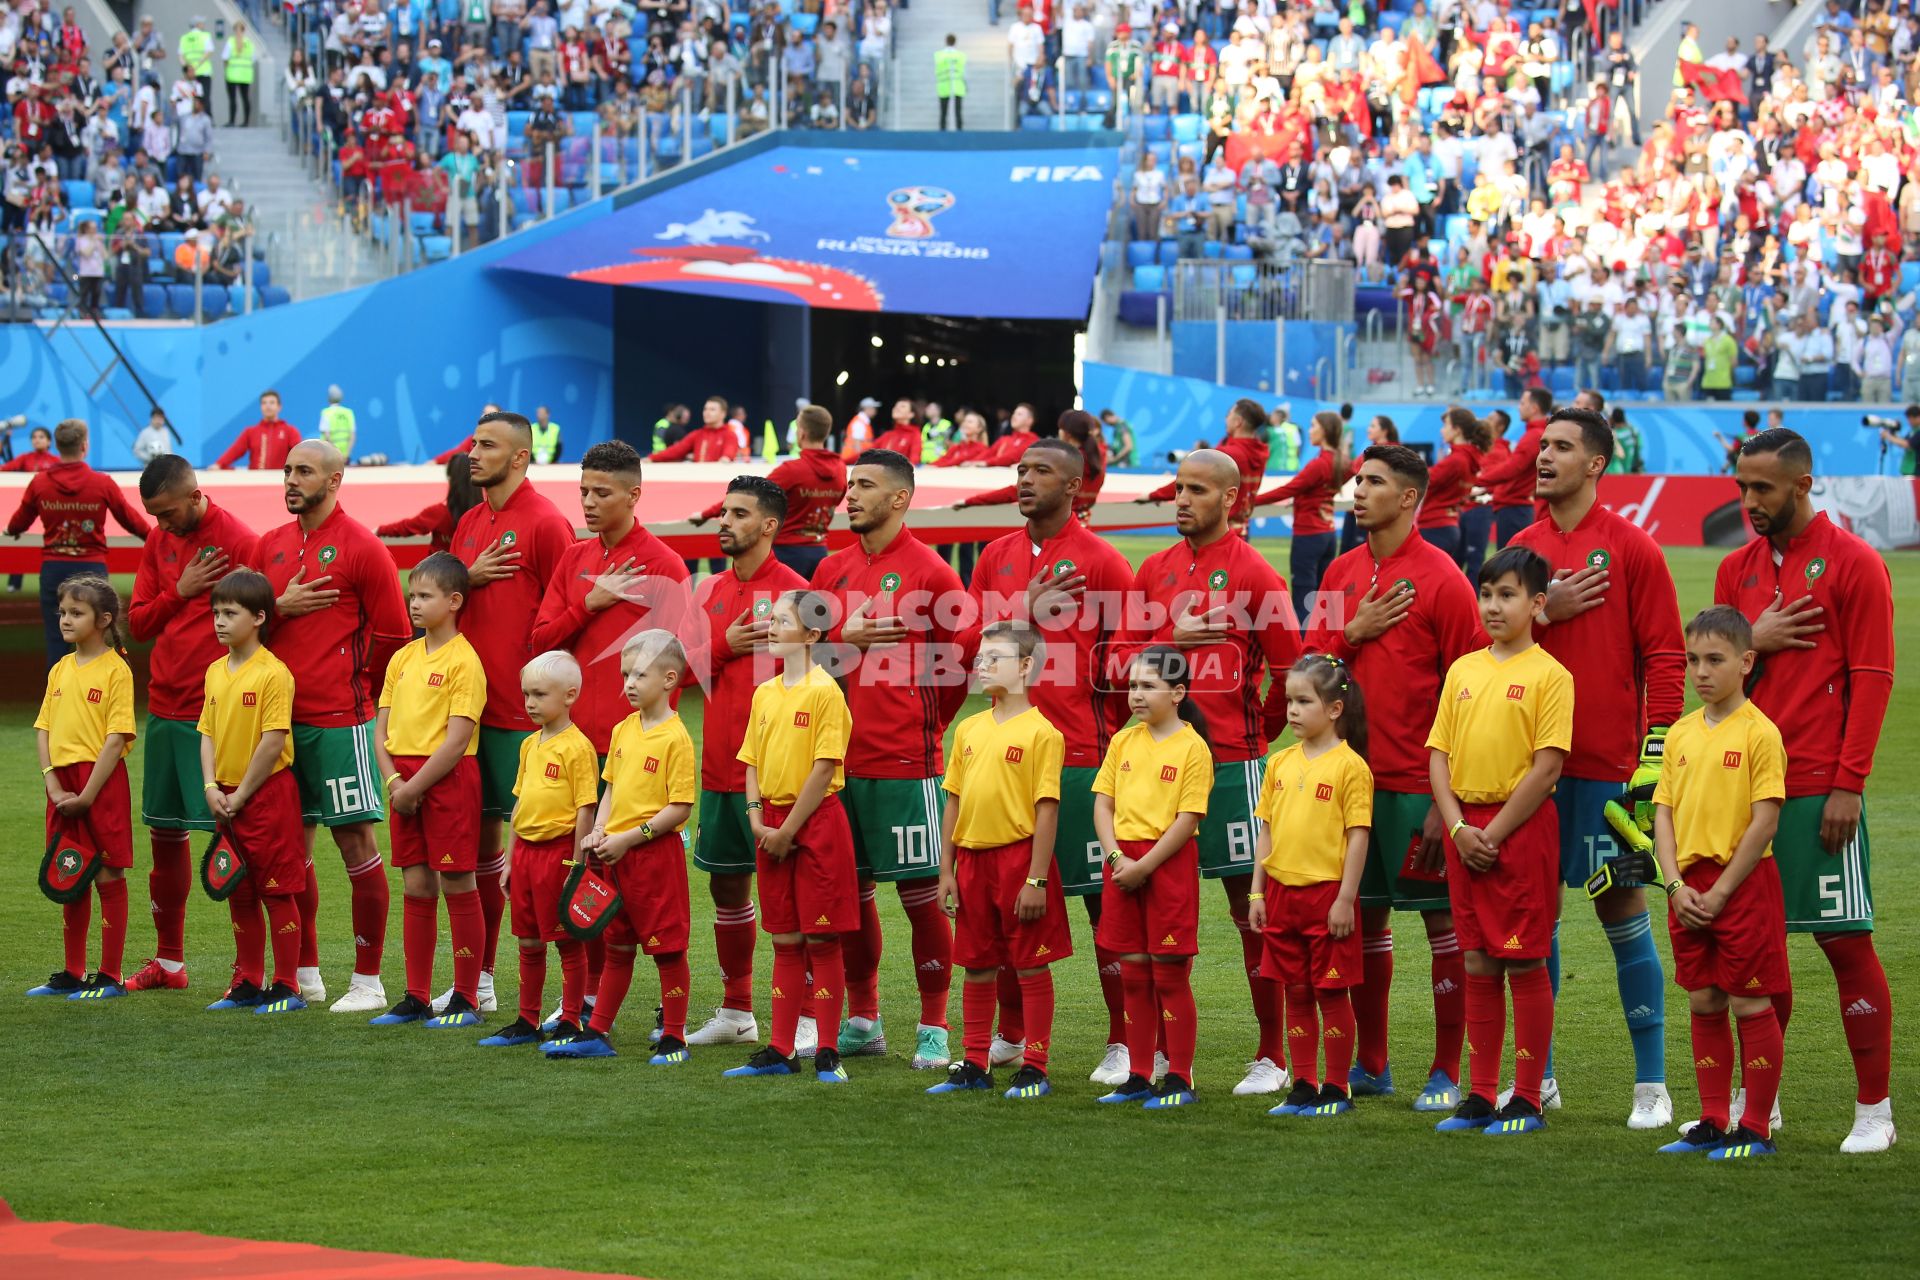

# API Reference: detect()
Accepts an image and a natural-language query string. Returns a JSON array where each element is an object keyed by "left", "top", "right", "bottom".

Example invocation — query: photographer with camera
[{"left": 1867, "top": 405, "right": 1920, "bottom": 477}]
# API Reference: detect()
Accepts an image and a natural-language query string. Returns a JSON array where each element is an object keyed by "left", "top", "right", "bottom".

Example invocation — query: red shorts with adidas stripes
[
  {"left": 602, "top": 830, "right": 690, "bottom": 955},
  {"left": 1668, "top": 857, "right": 1790, "bottom": 997},
  {"left": 47, "top": 760, "right": 132, "bottom": 869},
  {"left": 952, "top": 838, "right": 1075, "bottom": 972},
  {"left": 1261, "top": 879, "right": 1361, "bottom": 990},
  {"left": 508, "top": 834, "right": 575, "bottom": 943},
  {"left": 387, "top": 755, "right": 481, "bottom": 871},
  {"left": 756, "top": 793, "right": 858, "bottom": 936},
  {"left": 1443, "top": 801, "right": 1556, "bottom": 960},
  {"left": 221, "top": 768, "right": 307, "bottom": 898},
  {"left": 1097, "top": 838, "right": 1199, "bottom": 957}
]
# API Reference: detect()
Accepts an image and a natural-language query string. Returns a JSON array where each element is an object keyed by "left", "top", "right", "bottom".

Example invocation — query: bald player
[
  {"left": 124, "top": 455, "right": 262, "bottom": 994},
  {"left": 431, "top": 410, "right": 575, "bottom": 1016},
  {"left": 258, "top": 440, "right": 412, "bottom": 1014},
  {"left": 1116, "top": 448, "right": 1300, "bottom": 1097},
  {"left": 1716, "top": 428, "right": 1896, "bottom": 1154}
]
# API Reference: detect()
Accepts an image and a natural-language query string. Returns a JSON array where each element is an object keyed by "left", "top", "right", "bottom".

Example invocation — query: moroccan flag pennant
[
  {"left": 200, "top": 827, "right": 250, "bottom": 902},
  {"left": 38, "top": 820, "right": 103, "bottom": 904},
  {"left": 1677, "top": 60, "right": 1748, "bottom": 106},
  {"left": 560, "top": 860, "right": 623, "bottom": 941},
  {"left": 1400, "top": 36, "right": 1448, "bottom": 106}
]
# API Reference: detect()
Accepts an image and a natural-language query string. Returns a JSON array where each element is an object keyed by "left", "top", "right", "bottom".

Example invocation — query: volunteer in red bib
[
  {"left": 429, "top": 410, "right": 575, "bottom": 1017},
  {"left": 683, "top": 474, "right": 807, "bottom": 1049},
  {"left": 976, "top": 403, "right": 1041, "bottom": 467},
  {"left": 1115, "top": 447, "right": 1300, "bottom": 1097},
  {"left": 258, "top": 440, "right": 412, "bottom": 1014},
  {"left": 650, "top": 396, "right": 742, "bottom": 464},
  {"left": 214, "top": 389, "right": 304, "bottom": 471},
  {"left": 961, "top": 434, "right": 1135, "bottom": 1083},
  {"left": 1419, "top": 407, "right": 1490, "bottom": 566},
  {"left": 809, "top": 448, "right": 970, "bottom": 1071},
  {"left": 1473, "top": 386, "right": 1553, "bottom": 546},
  {"left": 1140, "top": 397, "right": 1270, "bottom": 536},
  {"left": 1511, "top": 406, "right": 1685, "bottom": 1127},
  {"left": 124, "top": 455, "right": 261, "bottom": 994},
  {"left": 690, "top": 403, "right": 847, "bottom": 580},
  {"left": 1252, "top": 408, "right": 1348, "bottom": 620},
  {"left": 1715, "top": 427, "right": 1897, "bottom": 1156},
  {"left": 1306, "top": 442, "right": 1483, "bottom": 1113}
]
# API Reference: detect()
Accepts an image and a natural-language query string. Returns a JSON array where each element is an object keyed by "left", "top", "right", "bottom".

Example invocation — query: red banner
[{"left": 1676, "top": 61, "right": 1748, "bottom": 106}]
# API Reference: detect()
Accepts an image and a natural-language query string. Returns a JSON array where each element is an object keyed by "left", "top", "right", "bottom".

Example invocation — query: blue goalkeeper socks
[
  {"left": 1543, "top": 920, "right": 1560, "bottom": 1079},
  {"left": 1603, "top": 910, "right": 1666, "bottom": 1084}
]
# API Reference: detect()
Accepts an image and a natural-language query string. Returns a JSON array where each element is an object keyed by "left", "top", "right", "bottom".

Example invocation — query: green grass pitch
[{"left": 1, "top": 542, "right": 1915, "bottom": 1278}]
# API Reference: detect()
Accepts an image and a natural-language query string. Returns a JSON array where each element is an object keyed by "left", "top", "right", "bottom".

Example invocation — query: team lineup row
[{"left": 22, "top": 407, "right": 1897, "bottom": 1155}]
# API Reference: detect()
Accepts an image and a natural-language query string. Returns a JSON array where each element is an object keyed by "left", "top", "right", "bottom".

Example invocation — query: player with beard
[
  {"left": 961, "top": 437, "right": 1137, "bottom": 1083},
  {"left": 257, "top": 441, "right": 412, "bottom": 1014},
  {"left": 1116, "top": 449, "right": 1300, "bottom": 1098},
  {"left": 1714, "top": 428, "right": 1896, "bottom": 1154},
  {"left": 809, "top": 450, "right": 970, "bottom": 1070}
]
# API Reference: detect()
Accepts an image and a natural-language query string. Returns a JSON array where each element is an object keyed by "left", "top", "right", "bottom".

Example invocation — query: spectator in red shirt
[
  {"left": 3, "top": 425, "right": 56, "bottom": 473},
  {"left": 930, "top": 411, "right": 991, "bottom": 466},
  {"left": 650, "top": 395, "right": 742, "bottom": 463},
  {"left": 375, "top": 455, "right": 480, "bottom": 554},
  {"left": 431, "top": 402, "right": 501, "bottom": 465},
  {"left": 977, "top": 403, "right": 1041, "bottom": 466},
  {"left": 214, "top": 390, "right": 304, "bottom": 471},
  {"left": 691, "top": 403, "right": 847, "bottom": 579},
  {"left": 868, "top": 398, "right": 921, "bottom": 458},
  {"left": 5, "top": 418, "right": 152, "bottom": 667}
]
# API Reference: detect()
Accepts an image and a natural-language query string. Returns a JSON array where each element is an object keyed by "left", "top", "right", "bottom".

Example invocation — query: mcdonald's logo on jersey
[
  {"left": 1005, "top": 746, "right": 1024, "bottom": 764},
  {"left": 242, "top": 692, "right": 257, "bottom": 707},
  {"left": 427, "top": 673, "right": 446, "bottom": 687},
  {"left": 1315, "top": 783, "right": 1334, "bottom": 802},
  {"left": 1506, "top": 684, "right": 1526, "bottom": 700},
  {"left": 1722, "top": 751, "right": 1742, "bottom": 769},
  {"left": 1160, "top": 765, "right": 1178, "bottom": 782},
  {"left": 545, "top": 762, "right": 562, "bottom": 780},
  {"left": 793, "top": 711, "right": 811, "bottom": 728}
]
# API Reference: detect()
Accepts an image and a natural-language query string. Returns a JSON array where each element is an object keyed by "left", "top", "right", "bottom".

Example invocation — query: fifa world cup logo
[{"left": 886, "top": 186, "right": 955, "bottom": 239}]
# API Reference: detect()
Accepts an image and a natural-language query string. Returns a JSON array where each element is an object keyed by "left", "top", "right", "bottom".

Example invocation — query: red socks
[
  {"left": 1286, "top": 983, "right": 1319, "bottom": 1087},
  {"left": 557, "top": 938, "right": 587, "bottom": 1026},
  {"left": 1354, "top": 926, "right": 1393, "bottom": 1076},
  {"left": 346, "top": 855, "right": 389, "bottom": 978},
  {"left": 148, "top": 830, "right": 192, "bottom": 964},
  {"left": 768, "top": 940, "right": 807, "bottom": 1056},
  {"left": 445, "top": 888, "right": 482, "bottom": 1005},
  {"left": 900, "top": 881, "right": 952, "bottom": 1029},
  {"left": 517, "top": 945, "right": 548, "bottom": 1026},
  {"left": 995, "top": 966, "right": 1025, "bottom": 1044},
  {"left": 228, "top": 882, "right": 266, "bottom": 988},
  {"left": 1155, "top": 959, "right": 1197, "bottom": 1083},
  {"left": 1238, "top": 917, "right": 1286, "bottom": 1063},
  {"left": 1465, "top": 971, "right": 1505, "bottom": 1104},
  {"left": 657, "top": 951, "right": 690, "bottom": 1042},
  {"left": 1019, "top": 969, "right": 1055, "bottom": 1072},
  {"left": 96, "top": 877, "right": 127, "bottom": 983},
  {"left": 962, "top": 977, "right": 995, "bottom": 1070},
  {"left": 61, "top": 894, "right": 89, "bottom": 978},
  {"left": 264, "top": 895, "right": 301, "bottom": 989},
  {"left": 1318, "top": 988, "right": 1356, "bottom": 1094},
  {"left": 1736, "top": 1007, "right": 1785, "bottom": 1139},
  {"left": 1509, "top": 965, "right": 1554, "bottom": 1109},
  {"left": 843, "top": 887, "right": 882, "bottom": 1022},
  {"left": 1095, "top": 944, "right": 1126, "bottom": 1045},
  {"left": 1690, "top": 1008, "right": 1735, "bottom": 1130},
  {"left": 1819, "top": 931, "right": 1893, "bottom": 1103},
  {"left": 589, "top": 946, "right": 637, "bottom": 1035},
  {"left": 1430, "top": 929, "right": 1467, "bottom": 1083},
  {"left": 401, "top": 894, "right": 438, "bottom": 1002},
  {"left": 714, "top": 903, "right": 757, "bottom": 1013},
  {"left": 476, "top": 855, "right": 507, "bottom": 973},
  {"left": 807, "top": 935, "right": 847, "bottom": 1042},
  {"left": 585, "top": 933, "right": 606, "bottom": 991},
  {"left": 1120, "top": 958, "right": 1156, "bottom": 1079},
  {"left": 296, "top": 865, "right": 319, "bottom": 969}
]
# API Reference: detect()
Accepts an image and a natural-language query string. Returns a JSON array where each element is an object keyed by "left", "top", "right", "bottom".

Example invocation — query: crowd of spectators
[
  {"left": 283, "top": 0, "right": 896, "bottom": 239},
  {"left": 1117, "top": 0, "right": 1920, "bottom": 404}
]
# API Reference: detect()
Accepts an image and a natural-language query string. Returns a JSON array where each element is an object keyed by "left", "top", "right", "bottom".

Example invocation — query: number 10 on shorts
[{"left": 893, "top": 825, "right": 932, "bottom": 867}]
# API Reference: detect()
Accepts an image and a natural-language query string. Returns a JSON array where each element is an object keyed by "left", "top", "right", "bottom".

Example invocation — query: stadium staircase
[{"left": 889, "top": 0, "right": 1010, "bottom": 131}]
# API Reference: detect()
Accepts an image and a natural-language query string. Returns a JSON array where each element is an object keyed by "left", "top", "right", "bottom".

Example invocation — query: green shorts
[
  {"left": 1197, "top": 757, "right": 1264, "bottom": 880},
  {"left": 1776, "top": 795, "right": 1874, "bottom": 934},
  {"left": 1055, "top": 766, "right": 1105, "bottom": 896},
  {"left": 140, "top": 714, "right": 216, "bottom": 832},
  {"left": 290, "top": 721, "right": 386, "bottom": 828},
  {"left": 1358, "top": 789, "right": 1450, "bottom": 912},
  {"left": 844, "top": 775, "right": 944, "bottom": 882},
  {"left": 477, "top": 726, "right": 524, "bottom": 820},
  {"left": 695, "top": 790, "right": 756, "bottom": 876}
]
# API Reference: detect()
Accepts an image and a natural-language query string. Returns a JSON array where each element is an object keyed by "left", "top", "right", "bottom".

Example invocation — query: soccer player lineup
[{"left": 21, "top": 407, "right": 1897, "bottom": 1160}]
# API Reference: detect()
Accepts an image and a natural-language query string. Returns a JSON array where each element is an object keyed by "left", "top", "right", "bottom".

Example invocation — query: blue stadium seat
[
  {"left": 1147, "top": 141, "right": 1172, "bottom": 167},
  {"left": 62, "top": 180, "right": 94, "bottom": 210},
  {"left": 261, "top": 285, "right": 292, "bottom": 308},
  {"left": 1064, "top": 90, "right": 1083, "bottom": 111},
  {"left": 101, "top": 307, "right": 133, "bottom": 319},
  {"left": 1086, "top": 89, "right": 1113, "bottom": 111},
  {"left": 1126, "top": 240, "right": 1156, "bottom": 267},
  {"left": 1139, "top": 115, "right": 1169, "bottom": 141},
  {"left": 1020, "top": 115, "right": 1053, "bottom": 131},
  {"left": 789, "top": 11, "right": 817, "bottom": 33},
  {"left": 165, "top": 285, "right": 197, "bottom": 318},
  {"left": 569, "top": 111, "right": 598, "bottom": 137},
  {"left": 1225, "top": 243, "right": 1253, "bottom": 260},
  {"left": 141, "top": 284, "right": 166, "bottom": 316},
  {"left": 1201, "top": 240, "right": 1223, "bottom": 259},
  {"left": 1175, "top": 140, "right": 1202, "bottom": 163},
  {"left": 420, "top": 235, "right": 452, "bottom": 263},
  {"left": 199, "top": 285, "right": 230, "bottom": 320},
  {"left": 409, "top": 211, "right": 437, "bottom": 235},
  {"left": 46, "top": 281, "right": 66, "bottom": 304},
  {"left": 710, "top": 115, "right": 734, "bottom": 144},
  {"left": 1170, "top": 113, "right": 1202, "bottom": 142},
  {"left": 1157, "top": 239, "right": 1179, "bottom": 263},
  {"left": 251, "top": 261, "right": 270, "bottom": 289},
  {"left": 1133, "top": 264, "right": 1166, "bottom": 290}
]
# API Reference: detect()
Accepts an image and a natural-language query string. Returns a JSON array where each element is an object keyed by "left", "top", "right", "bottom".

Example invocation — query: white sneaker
[
  {"left": 328, "top": 976, "right": 386, "bottom": 1014},
  {"left": 686, "top": 1006, "right": 759, "bottom": 1046},
  {"left": 1628, "top": 1082, "right": 1673, "bottom": 1130},
  {"left": 1841, "top": 1099, "right": 1897, "bottom": 1154},
  {"left": 545, "top": 994, "right": 597, "bottom": 1030},
  {"left": 794, "top": 1015, "right": 819, "bottom": 1060},
  {"left": 475, "top": 971, "right": 497, "bottom": 1013},
  {"left": 1153, "top": 1051, "right": 1170, "bottom": 1084},
  {"left": 1231, "top": 1056, "right": 1290, "bottom": 1097},
  {"left": 1680, "top": 1088, "right": 1784, "bottom": 1137},
  {"left": 1089, "top": 1043, "right": 1129, "bottom": 1086},
  {"left": 432, "top": 985, "right": 454, "bottom": 1015},
  {"left": 297, "top": 967, "right": 326, "bottom": 1005},
  {"left": 989, "top": 1034, "right": 1026, "bottom": 1068},
  {"left": 1496, "top": 1077, "right": 1562, "bottom": 1110}
]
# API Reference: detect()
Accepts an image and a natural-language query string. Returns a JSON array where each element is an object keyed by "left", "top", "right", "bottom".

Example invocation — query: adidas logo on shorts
[
  {"left": 1745, "top": 977, "right": 1762, "bottom": 989},
  {"left": 440, "top": 855, "right": 454, "bottom": 866},
  {"left": 1161, "top": 934, "right": 1178, "bottom": 946},
  {"left": 1323, "top": 966, "right": 1340, "bottom": 980},
  {"left": 1503, "top": 935, "right": 1522, "bottom": 950},
  {"left": 1845, "top": 998, "right": 1880, "bottom": 1017},
  {"left": 1036, "top": 944, "right": 1050, "bottom": 956},
  {"left": 646, "top": 935, "right": 661, "bottom": 947},
  {"left": 814, "top": 915, "right": 832, "bottom": 927}
]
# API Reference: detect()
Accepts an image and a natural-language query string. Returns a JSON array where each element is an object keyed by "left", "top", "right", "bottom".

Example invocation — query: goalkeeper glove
[{"left": 1624, "top": 726, "right": 1667, "bottom": 836}]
